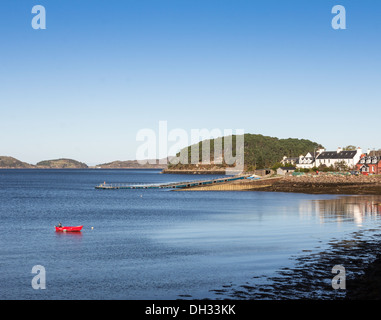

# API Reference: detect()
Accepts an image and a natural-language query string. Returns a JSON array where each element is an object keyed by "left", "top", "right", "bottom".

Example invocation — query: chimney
[
  {"left": 367, "top": 148, "right": 371, "bottom": 155},
  {"left": 316, "top": 148, "right": 325, "bottom": 156},
  {"left": 337, "top": 147, "right": 342, "bottom": 153}
]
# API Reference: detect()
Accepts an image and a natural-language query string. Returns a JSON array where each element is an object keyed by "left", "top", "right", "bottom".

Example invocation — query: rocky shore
[
  {"left": 263, "top": 174, "right": 381, "bottom": 195},
  {"left": 345, "top": 253, "right": 381, "bottom": 299},
  {"left": 183, "top": 174, "right": 381, "bottom": 195},
  {"left": 161, "top": 169, "right": 228, "bottom": 175}
]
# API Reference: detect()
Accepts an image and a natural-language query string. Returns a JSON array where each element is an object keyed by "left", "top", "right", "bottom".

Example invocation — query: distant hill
[
  {"left": 0, "top": 156, "right": 171, "bottom": 169},
  {"left": 36, "top": 158, "right": 88, "bottom": 169},
  {"left": 167, "top": 133, "right": 323, "bottom": 171},
  {"left": 95, "top": 157, "right": 172, "bottom": 169},
  {"left": 0, "top": 156, "right": 34, "bottom": 168}
]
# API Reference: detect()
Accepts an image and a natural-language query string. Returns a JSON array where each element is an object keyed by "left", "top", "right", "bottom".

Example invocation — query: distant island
[
  {"left": 0, "top": 156, "right": 168, "bottom": 169},
  {"left": 36, "top": 159, "right": 88, "bottom": 169},
  {"left": 95, "top": 158, "right": 172, "bottom": 169},
  {"left": 0, "top": 156, "right": 35, "bottom": 169},
  {"left": 0, "top": 157, "right": 89, "bottom": 169}
]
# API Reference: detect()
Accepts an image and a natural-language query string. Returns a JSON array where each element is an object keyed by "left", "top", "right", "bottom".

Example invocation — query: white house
[
  {"left": 281, "top": 156, "right": 299, "bottom": 166},
  {"left": 283, "top": 149, "right": 324, "bottom": 169},
  {"left": 315, "top": 147, "right": 362, "bottom": 169},
  {"left": 296, "top": 152, "right": 317, "bottom": 169}
]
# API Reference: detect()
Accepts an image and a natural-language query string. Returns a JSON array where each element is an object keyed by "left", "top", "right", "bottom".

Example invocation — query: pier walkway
[{"left": 95, "top": 175, "right": 249, "bottom": 190}]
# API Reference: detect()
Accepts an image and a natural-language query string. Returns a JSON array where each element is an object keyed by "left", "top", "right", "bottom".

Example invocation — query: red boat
[{"left": 55, "top": 225, "right": 83, "bottom": 232}]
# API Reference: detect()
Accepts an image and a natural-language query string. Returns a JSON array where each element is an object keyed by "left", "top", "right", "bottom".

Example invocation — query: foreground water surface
[{"left": 1, "top": 169, "right": 380, "bottom": 300}]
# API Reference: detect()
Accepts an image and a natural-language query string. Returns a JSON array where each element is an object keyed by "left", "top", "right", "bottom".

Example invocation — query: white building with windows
[
  {"left": 296, "top": 152, "right": 316, "bottom": 169},
  {"left": 315, "top": 147, "right": 362, "bottom": 169},
  {"left": 282, "top": 147, "right": 363, "bottom": 170},
  {"left": 281, "top": 156, "right": 299, "bottom": 166},
  {"left": 282, "top": 149, "right": 324, "bottom": 169}
]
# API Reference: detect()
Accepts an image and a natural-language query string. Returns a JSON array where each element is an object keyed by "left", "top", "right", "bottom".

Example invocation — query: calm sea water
[{"left": 1, "top": 169, "right": 381, "bottom": 300}]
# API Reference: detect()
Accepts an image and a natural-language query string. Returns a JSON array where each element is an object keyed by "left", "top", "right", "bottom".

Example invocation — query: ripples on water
[{"left": 0, "top": 169, "right": 380, "bottom": 300}]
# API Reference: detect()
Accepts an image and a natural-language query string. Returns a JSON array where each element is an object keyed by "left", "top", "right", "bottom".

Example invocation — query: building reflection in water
[{"left": 299, "top": 196, "right": 381, "bottom": 227}]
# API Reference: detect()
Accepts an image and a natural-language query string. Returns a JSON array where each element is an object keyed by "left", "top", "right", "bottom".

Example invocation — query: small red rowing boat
[{"left": 55, "top": 225, "right": 83, "bottom": 232}]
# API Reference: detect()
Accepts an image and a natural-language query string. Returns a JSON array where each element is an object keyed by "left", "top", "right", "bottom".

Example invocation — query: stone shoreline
[
  {"left": 261, "top": 175, "right": 381, "bottom": 195},
  {"left": 161, "top": 169, "right": 228, "bottom": 175},
  {"left": 182, "top": 174, "right": 381, "bottom": 195}
]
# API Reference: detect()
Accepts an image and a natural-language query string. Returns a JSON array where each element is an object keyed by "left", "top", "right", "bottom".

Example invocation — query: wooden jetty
[{"left": 95, "top": 175, "right": 249, "bottom": 190}]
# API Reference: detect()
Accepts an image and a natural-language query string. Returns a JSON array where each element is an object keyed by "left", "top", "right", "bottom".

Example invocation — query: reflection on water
[
  {"left": 299, "top": 196, "right": 381, "bottom": 226},
  {"left": 55, "top": 231, "right": 83, "bottom": 242},
  {"left": 215, "top": 195, "right": 381, "bottom": 300},
  {"left": 55, "top": 231, "right": 83, "bottom": 237}
]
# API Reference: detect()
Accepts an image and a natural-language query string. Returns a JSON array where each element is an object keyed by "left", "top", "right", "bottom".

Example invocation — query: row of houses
[{"left": 280, "top": 147, "right": 381, "bottom": 175}]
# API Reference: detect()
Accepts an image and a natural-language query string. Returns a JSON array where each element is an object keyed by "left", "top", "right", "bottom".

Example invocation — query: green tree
[
  {"left": 335, "top": 161, "right": 349, "bottom": 171},
  {"left": 174, "top": 133, "right": 323, "bottom": 171}
]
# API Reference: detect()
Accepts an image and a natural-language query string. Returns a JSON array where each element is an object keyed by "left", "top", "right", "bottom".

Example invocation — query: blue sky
[{"left": 0, "top": 0, "right": 380, "bottom": 165}]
